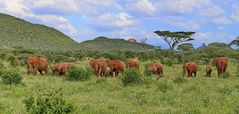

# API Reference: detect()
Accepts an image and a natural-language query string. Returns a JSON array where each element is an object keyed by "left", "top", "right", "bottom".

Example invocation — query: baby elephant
[
  {"left": 206, "top": 66, "right": 212, "bottom": 77},
  {"left": 53, "top": 63, "right": 74, "bottom": 76}
]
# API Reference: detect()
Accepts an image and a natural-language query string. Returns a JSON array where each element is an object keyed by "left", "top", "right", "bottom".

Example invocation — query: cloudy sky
[{"left": 0, "top": 0, "right": 238, "bottom": 48}]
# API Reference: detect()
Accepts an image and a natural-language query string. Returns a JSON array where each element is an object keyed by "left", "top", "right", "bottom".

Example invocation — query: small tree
[
  {"left": 229, "top": 37, "right": 239, "bottom": 75},
  {"left": 177, "top": 43, "right": 194, "bottom": 51},
  {"left": 154, "top": 30, "right": 195, "bottom": 51},
  {"left": 229, "top": 37, "right": 239, "bottom": 49}
]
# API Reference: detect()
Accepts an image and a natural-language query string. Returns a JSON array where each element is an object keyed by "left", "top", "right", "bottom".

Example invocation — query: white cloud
[
  {"left": 231, "top": 3, "right": 239, "bottom": 23},
  {"left": 156, "top": 0, "right": 211, "bottom": 14},
  {"left": 27, "top": 0, "right": 79, "bottom": 15},
  {"left": 124, "top": 0, "right": 157, "bottom": 16},
  {"left": 84, "top": 12, "right": 135, "bottom": 30},
  {"left": 160, "top": 17, "right": 200, "bottom": 30},
  {"left": 0, "top": 0, "right": 78, "bottom": 36},
  {"left": 198, "top": 6, "right": 225, "bottom": 18},
  {"left": 210, "top": 17, "right": 232, "bottom": 25}
]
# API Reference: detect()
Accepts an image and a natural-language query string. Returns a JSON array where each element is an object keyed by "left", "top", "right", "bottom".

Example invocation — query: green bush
[
  {"left": 67, "top": 67, "right": 92, "bottom": 81},
  {"left": 0, "top": 70, "right": 22, "bottom": 85},
  {"left": 222, "top": 72, "right": 230, "bottom": 79},
  {"left": 144, "top": 64, "right": 152, "bottom": 77},
  {"left": 144, "top": 70, "right": 152, "bottom": 77},
  {"left": 7, "top": 56, "right": 18, "bottom": 67},
  {"left": 121, "top": 68, "right": 142, "bottom": 86},
  {"left": 23, "top": 89, "right": 75, "bottom": 114},
  {"left": 162, "top": 58, "right": 173, "bottom": 66}
]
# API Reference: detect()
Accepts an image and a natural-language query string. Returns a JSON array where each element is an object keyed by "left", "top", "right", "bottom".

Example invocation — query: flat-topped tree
[
  {"left": 154, "top": 30, "right": 195, "bottom": 51},
  {"left": 229, "top": 37, "right": 239, "bottom": 47}
]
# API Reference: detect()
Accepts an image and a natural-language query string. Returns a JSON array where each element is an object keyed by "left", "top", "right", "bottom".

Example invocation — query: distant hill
[
  {"left": 0, "top": 13, "right": 81, "bottom": 51},
  {"left": 0, "top": 13, "right": 156, "bottom": 52},
  {"left": 80, "top": 37, "right": 156, "bottom": 52}
]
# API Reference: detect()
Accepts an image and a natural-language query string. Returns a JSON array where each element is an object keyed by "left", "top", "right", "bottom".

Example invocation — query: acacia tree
[
  {"left": 229, "top": 37, "right": 239, "bottom": 75},
  {"left": 229, "top": 37, "right": 239, "bottom": 49},
  {"left": 154, "top": 30, "right": 195, "bottom": 51}
]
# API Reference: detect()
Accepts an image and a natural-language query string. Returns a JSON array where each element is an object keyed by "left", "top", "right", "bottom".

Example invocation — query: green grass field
[{"left": 0, "top": 59, "right": 239, "bottom": 114}]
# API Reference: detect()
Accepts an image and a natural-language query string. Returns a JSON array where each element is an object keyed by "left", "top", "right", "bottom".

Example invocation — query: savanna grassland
[
  {"left": 0, "top": 58, "right": 239, "bottom": 114},
  {"left": 1, "top": 12, "right": 239, "bottom": 114}
]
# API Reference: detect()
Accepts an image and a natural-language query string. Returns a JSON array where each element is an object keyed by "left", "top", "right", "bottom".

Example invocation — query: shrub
[
  {"left": 144, "top": 70, "right": 152, "bottom": 77},
  {"left": 221, "top": 72, "right": 230, "bottom": 79},
  {"left": 162, "top": 58, "right": 173, "bottom": 66},
  {"left": 7, "top": 56, "right": 18, "bottom": 67},
  {"left": 0, "top": 70, "right": 22, "bottom": 85},
  {"left": 121, "top": 68, "right": 142, "bottom": 86},
  {"left": 67, "top": 67, "right": 91, "bottom": 81},
  {"left": 23, "top": 89, "right": 75, "bottom": 114}
]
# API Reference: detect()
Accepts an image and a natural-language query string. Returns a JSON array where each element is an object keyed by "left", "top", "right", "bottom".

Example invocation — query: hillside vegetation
[
  {"left": 0, "top": 13, "right": 157, "bottom": 52},
  {"left": 80, "top": 37, "right": 156, "bottom": 52},
  {"left": 0, "top": 13, "right": 81, "bottom": 51}
]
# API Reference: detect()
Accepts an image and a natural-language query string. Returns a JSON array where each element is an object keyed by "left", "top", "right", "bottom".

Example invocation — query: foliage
[
  {"left": 23, "top": 89, "right": 75, "bottom": 114},
  {"left": 66, "top": 67, "right": 92, "bottom": 81},
  {"left": 0, "top": 13, "right": 81, "bottom": 51},
  {"left": 80, "top": 36, "right": 155, "bottom": 52},
  {"left": 229, "top": 37, "right": 239, "bottom": 49},
  {"left": 0, "top": 69, "right": 22, "bottom": 85},
  {"left": 221, "top": 72, "right": 230, "bottom": 79},
  {"left": 121, "top": 68, "right": 142, "bottom": 86},
  {"left": 177, "top": 43, "right": 194, "bottom": 51},
  {"left": 154, "top": 30, "right": 195, "bottom": 51}
]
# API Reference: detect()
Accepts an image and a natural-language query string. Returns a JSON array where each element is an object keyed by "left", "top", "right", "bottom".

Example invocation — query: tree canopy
[
  {"left": 177, "top": 43, "right": 194, "bottom": 51},
  {"left": 154, "top": 30, "right": 195, "bottom": 51},
  {"left": 230, "top": 37, "right": 239, "bottom": 46},
  {"left": 229, "top": 37, "right": 239, "bottom": 50}
]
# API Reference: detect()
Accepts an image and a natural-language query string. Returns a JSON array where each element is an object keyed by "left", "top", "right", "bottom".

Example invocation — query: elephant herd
[
  {"left": 182, "top": 57, "right": 228, "bottom": 77},
  {"left": 25, "top": 57, "right": 74, "bottom": 75},
  {"left": 25, "top": 56, "right": 229, "bottom": 78}
]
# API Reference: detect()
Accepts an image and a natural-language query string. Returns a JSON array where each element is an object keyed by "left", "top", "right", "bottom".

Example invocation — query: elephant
[
  {"left": 214, "top": 57, "right": 228, "bottom": 77},
  {"left": 25, "top": 57, "right": 50, "bottom": 75},
  {"left": 147, "top": 63, "right": 163, "bottom": 76},
  {"left": 53, "top": 63, "right": 74, "bottom": 76},
  {"left": 206, "top": 66, "right": 212, "bottom": 77},
  {"left": 107, "top": 59, "right": 124, "bottom": 77},
  {"left": 89, "top": 59, "right": 107, "bottom": 77},
  {"left": 125, "top": 58, "right": 140, "bottom": 69},
  {"left": 183, "top": 62, "right": 198, "bottom": 77}
]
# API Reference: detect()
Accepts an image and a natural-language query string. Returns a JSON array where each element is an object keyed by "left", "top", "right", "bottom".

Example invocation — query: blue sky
[{"left": 0, "top": 0, "right": 238, "bottom": 48}]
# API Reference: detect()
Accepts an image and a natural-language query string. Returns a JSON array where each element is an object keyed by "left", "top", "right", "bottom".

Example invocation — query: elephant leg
[
  {"left": 115, "top": 71, "right": 119, "bottom": 77},
  {"left": 39, "top": 71, "right": 43, "bottom": 75},
  {"left": 187, "top": 70, "right": 190, "bottom": 77},
  {"left": 27, "top": 66, "right": 31, "bottom": 74},
  {"left": 97, "top": 68, "right": 102, "bottom": 77},
  {"left": 33, "top": 67, "right": 38, "bottom": 75}
]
